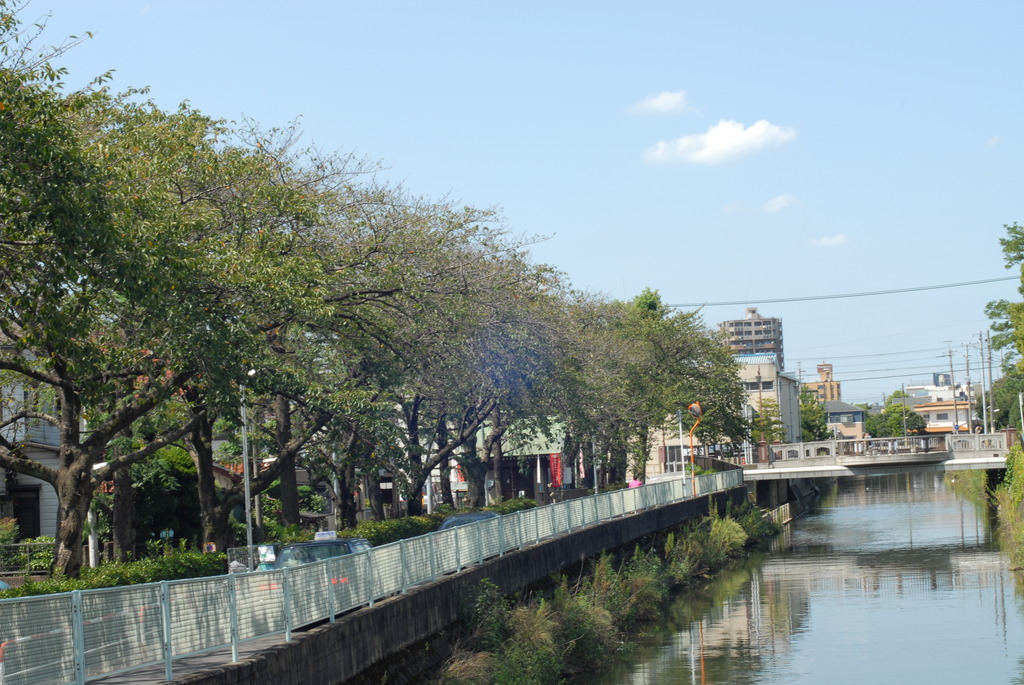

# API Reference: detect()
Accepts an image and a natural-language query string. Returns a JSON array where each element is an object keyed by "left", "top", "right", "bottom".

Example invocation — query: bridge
[{"left": 740, "top": 432, "right": 1010, "bottom": 482}]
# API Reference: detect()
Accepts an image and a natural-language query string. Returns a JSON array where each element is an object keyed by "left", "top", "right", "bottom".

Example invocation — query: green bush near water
[
  {"left": 994, "top": 445, "right": 1024, "bottom": 570},
  {"left": 439, "top": 501, "right": 778, "bottom": 684}
]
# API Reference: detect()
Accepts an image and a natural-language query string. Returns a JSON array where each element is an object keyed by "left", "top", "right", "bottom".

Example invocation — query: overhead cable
[{"left": 669, "top": 276, "right": 1017, "bottom": 308}]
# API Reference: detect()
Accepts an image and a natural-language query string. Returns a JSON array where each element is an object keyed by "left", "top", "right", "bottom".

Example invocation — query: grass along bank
[
  {"left": 993, "top": 444, "right": 1024, "bottom": 570},
  {"left": 437, "top": 500, "right": 780, "bottom": 685}
]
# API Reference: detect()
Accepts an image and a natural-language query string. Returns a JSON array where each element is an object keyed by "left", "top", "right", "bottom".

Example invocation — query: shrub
[
  {"left": 485, "top": 498, "right": 537, "bottom": 515},
  {"left": 462, "top": 578, "right": 510, "bottom": 653},
  {"left": 551, "top": 580, "right": 618, "bottom": 672},
  {"left": 0, "top": 547, "right": 227, "bottom": 598},
  {"left": 337, "top": 515, "right": 439, "bottom": 546},
  {"left": 710, "top": 517, "right": 748, "bottom": 558},
  {"left": 492, "top": 602, "right": 561, "bottom": 685},
  {"left": 15, "top": 536, "right": 55, "bottom": 573},
  {"left": 0, "top": 517, "right": 17, "bottom": 545},
  {"left": 613, "top": 547, "right": 668, "bottom": 631}
]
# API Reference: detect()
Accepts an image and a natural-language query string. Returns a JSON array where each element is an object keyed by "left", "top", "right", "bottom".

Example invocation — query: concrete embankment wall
[{"left": 169, "top": 486, "right": 748, "bottom": 685}]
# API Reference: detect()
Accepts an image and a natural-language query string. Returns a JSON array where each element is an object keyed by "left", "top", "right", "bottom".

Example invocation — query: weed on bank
[{"left": 437, "top": 501, "right": 780, "bottom": 685}]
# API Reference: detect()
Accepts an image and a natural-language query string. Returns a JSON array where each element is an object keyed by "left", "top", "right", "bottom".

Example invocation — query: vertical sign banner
[{"left": 549, "top": 453, "right": 563, "bottom": 488}]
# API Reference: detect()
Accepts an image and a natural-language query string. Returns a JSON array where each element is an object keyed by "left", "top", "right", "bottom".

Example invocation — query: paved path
[{"left": 91, "top": 631, "right": 292, "bottom": 684}]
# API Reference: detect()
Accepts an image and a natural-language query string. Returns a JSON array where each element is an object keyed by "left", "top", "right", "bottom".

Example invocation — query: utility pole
[
  {"left": 948, "top": 348, "right": 960, "bottom": 433},
  {"left": 978, "top": 332, "right": 989, "bottom": 433},
  {"left": 986, "top": 331, "right": 997, "bottom": 431},
  {"left": 964, "top": 343, "right": 973, "bottom": 432},
  {"left": 901, "top": 382, "right": 908, "bottom": 437}
]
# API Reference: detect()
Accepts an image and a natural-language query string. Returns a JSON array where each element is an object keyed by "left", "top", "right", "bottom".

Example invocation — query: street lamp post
[
  {"left": 239, "top": 371, "right": 256, "bottom": 569},
  {"left": 687, "top": 402, "right": 703, "bottom": 483},
  {"left": 676, "top": 409, "right": 687, "bottom": 481}
]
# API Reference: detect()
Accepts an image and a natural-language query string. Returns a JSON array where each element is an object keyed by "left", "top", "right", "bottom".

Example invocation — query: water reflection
[{"left": 596, "top": 473, "right": 1024, "bottom": 685}]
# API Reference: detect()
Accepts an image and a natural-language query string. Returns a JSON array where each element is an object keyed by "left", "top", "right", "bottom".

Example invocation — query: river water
[{"left": 595, "top": 473, "right": 1024, "bottom": 685}]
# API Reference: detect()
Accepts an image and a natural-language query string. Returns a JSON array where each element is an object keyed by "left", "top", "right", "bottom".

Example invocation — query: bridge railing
[
  {"left": 0, "top": 470, "right": 743, "bottom": 685},
  {"left": 757, "top": 432, "right": 1008, "bottom": 468}
]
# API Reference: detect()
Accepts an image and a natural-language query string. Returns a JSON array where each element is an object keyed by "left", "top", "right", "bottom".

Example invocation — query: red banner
[{"left": 549, "top": 453, "right": 563, "bottom": 488}]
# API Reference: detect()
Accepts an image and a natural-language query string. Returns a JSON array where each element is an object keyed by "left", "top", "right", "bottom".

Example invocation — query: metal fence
[
  {"left": 0, "top": 470, "right": 742, "bottom": 685},
  {"left": 0, "top": 544, "right": 53, "bottom": 577}
]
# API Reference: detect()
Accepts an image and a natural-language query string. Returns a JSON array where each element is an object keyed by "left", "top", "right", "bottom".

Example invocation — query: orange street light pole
[{"left": 687, "top": 402, "right": 702, "bottom": 482}]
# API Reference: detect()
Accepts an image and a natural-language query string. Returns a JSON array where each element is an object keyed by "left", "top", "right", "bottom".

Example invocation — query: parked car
[
  {"left": 438, "top": 511, "right": 500, "bottom": 530},
  {"left": 272, "top": 537, "right": 372, "bottom": 569}
]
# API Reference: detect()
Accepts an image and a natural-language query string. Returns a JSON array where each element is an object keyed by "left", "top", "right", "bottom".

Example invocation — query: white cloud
[
  {"left": 986, "top": 135, "right": 1002, "bottom": 147},
  {"left": 763, "top": 195, "right": 799, "bottom": 213},
  {"left": 630, "top": 90, "right": 689, "bottom": 114},
  {"left": 644, "top": 119, "right": 796, "bottom": 164},
  {"left": 809, "top": 233, "right": 848, "bottom": 248}
]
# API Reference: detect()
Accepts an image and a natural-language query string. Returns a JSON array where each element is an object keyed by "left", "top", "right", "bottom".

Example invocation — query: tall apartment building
[
  {"left": 804, "top": 363, "right": 842, "bottom": 401},
  {"left": 720, "top": 308, "right": 784, "bottom": 369}
]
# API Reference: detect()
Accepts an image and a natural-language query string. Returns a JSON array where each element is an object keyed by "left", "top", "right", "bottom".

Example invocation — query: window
[{"left": 936, "top": 413, "right": 948, "bottom": 421}]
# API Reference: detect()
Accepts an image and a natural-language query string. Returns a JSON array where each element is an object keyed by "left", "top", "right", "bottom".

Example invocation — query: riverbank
[
  {"left": 433, "top": 500, "right": 782, "bottom": 685},
  {"left": 992, "top": 444, "right": 1024, "bottom": 569}
]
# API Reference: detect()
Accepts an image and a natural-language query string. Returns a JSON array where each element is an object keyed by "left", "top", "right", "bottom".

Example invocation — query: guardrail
[
  {"left": 0, "top": 470, "right": 742, "bottom": 685},
  {"left": 759, "top": 432, "right": 1008, "bottom": 465}
]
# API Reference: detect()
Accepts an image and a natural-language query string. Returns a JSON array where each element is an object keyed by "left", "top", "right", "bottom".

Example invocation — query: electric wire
[{"left": 669, "top": 276, "right": 1016, "bottom": 308}]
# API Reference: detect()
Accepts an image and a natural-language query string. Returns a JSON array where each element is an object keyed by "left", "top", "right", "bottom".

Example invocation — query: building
[
  {"left": 905, "top": 373, "right": 973, "bottom": 405},
  {"left": 804, "top": 363, "right": 841, "bottom": 401},
  {"left": 737, "top": 353, "right": 802, "bottom": 444},
  {"left": 720, "top": 308, "right": 785, "bottom": 369},
  {"left": 0, "top": 380, "right": 59, "bottom": 539},
  {"left": 824, "top": 400, "right": 867, "bottom": 439},
  {"left": 644, "top": 351, "right": 802, "bottom": 475},
  {"left": 910, "top": 399, "right": 976, "bottom": 433}
]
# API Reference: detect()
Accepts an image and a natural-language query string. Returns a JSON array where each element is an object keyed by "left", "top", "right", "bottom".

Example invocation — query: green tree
[
  {"left": 0, "top": 5, "right": 357, "bottom": 573},
  {"left": 799, "top": 388, "right": 830, "bottom": 441},
  {"left": 752, "top": 398, "right": 786, "bottom": 444},
  {"left": 864, "top": 394, "right": 926, "bottom": 437}
]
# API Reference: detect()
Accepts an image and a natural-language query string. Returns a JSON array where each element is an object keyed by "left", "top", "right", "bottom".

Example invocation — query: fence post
[
  {"left": 400, "top": 539, "right": 408, "bottom": 594},
  {"left": 518, "top": 510, "right": 525, "bottom": 551},
  {"left": 71, "top": 590, "right": 86, "bottom": 685},
  {"left": 228, "top": 573, "right": 239, "bottom": 662},
  {"left": 283, "top": 569, "right": 293, "bottom": 642},
  {"left": 429, "top": 532, "right": 438, "bottom": 582},
  {"left": 327, "top": 561, "right": 336, "bottom": 624},
  {"left": 161, "top": 581, "right": 173, "bottom": 682},
  {"left": 366, "top": 550, "right": 376, "bottom": 608},
  {"left": 477, "top": 523, "right": 484, "bottom": 565}
]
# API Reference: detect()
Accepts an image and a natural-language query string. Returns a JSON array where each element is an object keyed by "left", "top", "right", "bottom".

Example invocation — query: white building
[
  {"left": 736, "top": 353, "right": 802, "bottom": 444},
  {"left": 0, "top": 382, "right": 59, "bottom": 539}
]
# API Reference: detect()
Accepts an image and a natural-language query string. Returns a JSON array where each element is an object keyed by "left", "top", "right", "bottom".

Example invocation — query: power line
[{"left": 669, "top": 276, "right": 1016, "bottom": 307}]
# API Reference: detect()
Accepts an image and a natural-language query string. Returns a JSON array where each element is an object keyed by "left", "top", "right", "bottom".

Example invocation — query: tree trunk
[
  {"left": 184, "top": 396, "right": 240, "bottom": 555},
  {"left": 111, "top": 466, "right": 136, "bottom": 561},
  {"left": 483, "top": 414, "right": 507, "bottom": 504},
  {"left": 462, "top": 457, "right": 488, "bottom": 508},
  {"left": 53, "top": 467, "right": 92, "bottom": 578},
  {"left": 338, "top": 461, "right": 358, "bottom": 528},
  {"left": 406, "top": 465, "right": 425, "bottom": 517},
  {"left": 438, "top": 455, "right": 454, "bottom": 508},
  {"left": 274, "top": 394, "right": 301, "bottom": 527}
]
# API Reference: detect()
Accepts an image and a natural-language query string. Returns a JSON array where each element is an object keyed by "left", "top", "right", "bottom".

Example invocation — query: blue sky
[{"left": 34, "top": 1, "right": 1023, "bottom": 405}]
